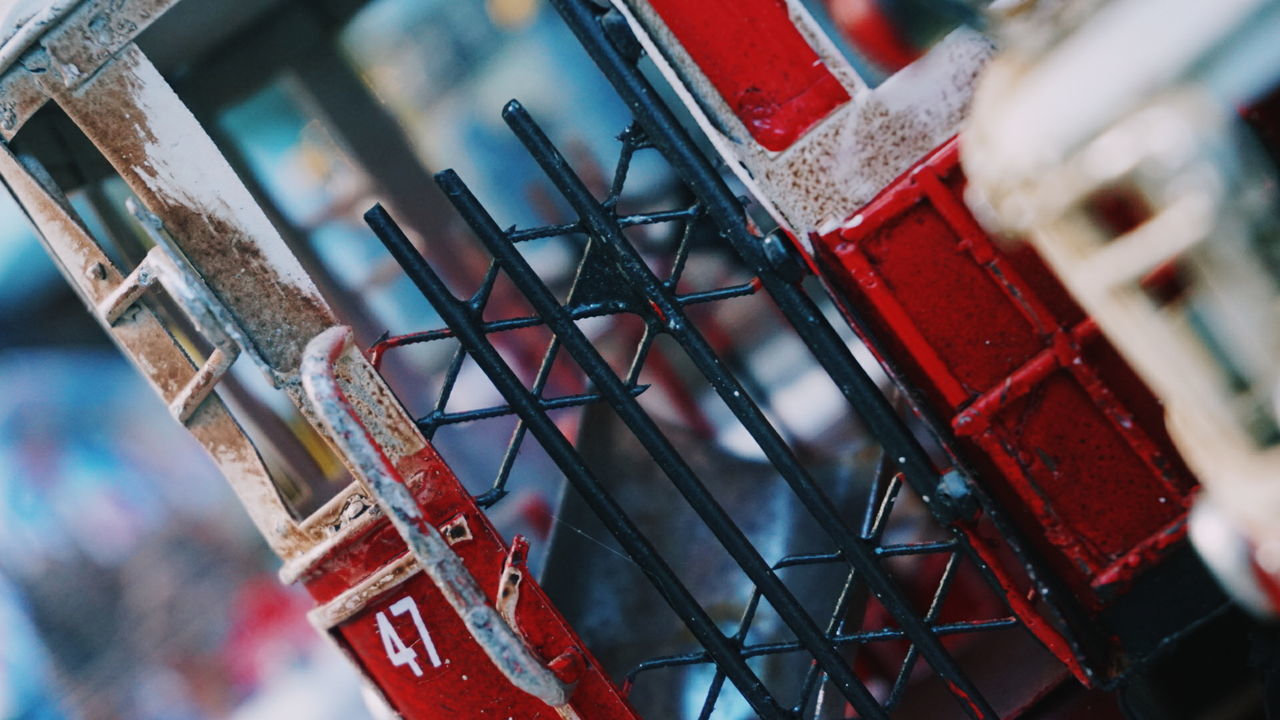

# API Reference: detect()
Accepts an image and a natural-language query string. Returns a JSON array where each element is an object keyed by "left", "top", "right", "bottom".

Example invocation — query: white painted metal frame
[{"left": 615, "top": 0, "right": 994, "bottom": 237}]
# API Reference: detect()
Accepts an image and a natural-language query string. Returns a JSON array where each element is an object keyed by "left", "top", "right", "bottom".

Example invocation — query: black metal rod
[
  {"left": 486, "top": 204, "right": 649, "bottom": 507},
  {"left": 417, "top": 385, "right": 649, "bottom": 429},
  {"left": 548, "top": 0, "right": 1102, "bottom": 694},
  {"left": 800, "top": 565, "right": 864, "bottom": 716},
  {"left": 548, "top": 0, "right": 945, "bottom": 502},
  {"left": 434, "top": 168, "right": 888, "bottom": 719},
  {"left": 365, "top": 203, "right": 787, "bottom": 719},
  {"left": 502, "top": 98, "right": 994, "bottom": 719},
  {"left": 379, "top": 281, "right": 754, "bottom": 352},
  {"left": 629, "top": 615, "right": 1018, "bottom": 678},
  {"left": 738, "top": 617, "right": 1018, "bottom": 658},
  {"left": 888, "top": 552, "right": 963, "bottom": 712},
  {"left": 546, "top": 4, "right": 1100, "bottom": 683}
]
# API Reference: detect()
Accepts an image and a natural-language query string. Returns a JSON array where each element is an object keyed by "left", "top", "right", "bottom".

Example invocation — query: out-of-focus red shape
[
  {"left": 648, "top": 0, "right": 850, "bottom": 151},
  {"left": 223, "top": 576, "right": 316, "bottom": 691},
  {"left": 825, "top": 0, "right": 923, "bottom": 73}
]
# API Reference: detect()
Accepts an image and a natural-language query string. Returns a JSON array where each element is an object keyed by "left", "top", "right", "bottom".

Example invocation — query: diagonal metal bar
[
  {"left": 434, "top": 166, "right": 889, "bottom": 719},
  {"left": 365, "top": 203, "right": 787, "bottom": 720},
  {"left": 417, "top": 385, "right": 649, "bottom": 430},
  {"left": 482, "top": 204, "right": 652, "bottom": 506},
  {"left": 502, "top": 98, "right": 994, "bottom": 719},
  {"left": 548, "top": 0, "right": 1095, "bottom": 683},
  {"left": 887, "top": 552, "right": 965, "bottom": 712}
]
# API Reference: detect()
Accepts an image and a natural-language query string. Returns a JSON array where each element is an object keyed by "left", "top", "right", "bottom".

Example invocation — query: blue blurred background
[{"left": 0, "top": 1, "right": 641, "bottom": 717}]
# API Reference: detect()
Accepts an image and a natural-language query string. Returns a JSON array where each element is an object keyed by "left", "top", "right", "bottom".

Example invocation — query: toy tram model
[{"left": 2, "top": 0, "right": 1278, "bottom": 717}]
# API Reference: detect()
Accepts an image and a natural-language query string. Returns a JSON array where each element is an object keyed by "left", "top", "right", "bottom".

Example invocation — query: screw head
[
  {"left": 934, "top": 469, "right": 979, "bottom": 523},
  {"left": 761, "top": 230, "right": 805, "bottom": 284}
]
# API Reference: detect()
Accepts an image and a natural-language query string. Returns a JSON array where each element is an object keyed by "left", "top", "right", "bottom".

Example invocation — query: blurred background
[
  {"left": 0, "top": 0, "right": 1006, "bottom": 716},
  {"left": 0, "top": 1, "right": 649, "bottom": 717}
]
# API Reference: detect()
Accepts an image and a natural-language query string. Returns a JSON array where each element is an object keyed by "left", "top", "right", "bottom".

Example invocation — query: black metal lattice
[{"left": 361, "top": 2, "right": 1047, "bottom": 718}]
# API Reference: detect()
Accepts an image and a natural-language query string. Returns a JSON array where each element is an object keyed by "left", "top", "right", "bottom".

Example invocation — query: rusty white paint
[
  {"left": 123, "top": 198, "right": 283, "bottom": 380},
  {"left": 114, "top": 264, "right": 234, "bottom": 418},
  {"left": 496, "top": 542, "right": 525, "bottom": 635},
  {"left": 312, "top": 553, "right": 421, "bottom": 629},
  {"left": 302, "top": 326, "right": 572, "bottom": 708},
  {"left": 441, "top": 514, "right": 474, "bottom": 546},
  {"left": 45, "top": 46, "right": 333, "bottom": 376},
  {"left": 281, "top": 488, "right": 385, "bottom": 585},
  {"left": 0, "top": 63, "right": 47, "bottom": 137},
  {"left": 282, "top": 487, "right": 474, "bottom": 588},
  {"left": 44, "top": 43, "right": 426, "bottom": 486},
  {"left": 0, "top": 44, "right": 418, "bottom": 568},
  {"left": 95, "top": 205, "right": 252, "bottom": 425},
  {"left": 0, "top": 0, "right": 183, "bottom": 140},
  {"left": 97, "top": 49, "right": 318, "bottom": 299},
  {"left": 40, "top": 0, "right": 180, "bottom": 89},
  {"left": 0, "top": 0, "right": 75, "bottom": 74},
  {"left": 0, "top": 140, "right": 316, "bottom": 560},
  {"left": 617, "top": 0, "right": 993, "bottom": 239}
]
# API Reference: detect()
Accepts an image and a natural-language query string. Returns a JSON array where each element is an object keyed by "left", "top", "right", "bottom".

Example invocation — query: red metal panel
[
  {"left": 301, "top": 449, "right": 638, "bottom": 719},
  {"left": 647, "top": 0, "right": 850, "bottom": 151},
  {"left": 813, "top": 139, "right": 1198, "bottom": 609},
  {"left": 336, "top": 571, "right": 567, "bottom": 718}
]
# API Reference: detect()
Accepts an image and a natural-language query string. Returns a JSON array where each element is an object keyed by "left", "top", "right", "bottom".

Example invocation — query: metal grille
[{"left": 359, "top": 2, "right": 1051, "bottom": 717}]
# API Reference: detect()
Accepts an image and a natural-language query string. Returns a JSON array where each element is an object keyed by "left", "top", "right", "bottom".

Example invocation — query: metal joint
[
  {"left": 300, "top": 325, "right": 573, "bottom": 709},
  {"left": 95, "top": 199, "right": 248, "bottom": 424},
  {"left": 932, "top": 469, "right": 980, "bottom": 524},
  {"left": 760, "top": 229, "right": 806, "bottom": 284},
  {"left": 600, "top": 7, "right": 643, "bottom": 64}
]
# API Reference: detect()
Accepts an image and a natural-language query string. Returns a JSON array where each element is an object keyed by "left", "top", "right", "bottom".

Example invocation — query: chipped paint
[
  {"left": 302, "top": 326, "right": 573, "bottom": 709},
  {"left": 496, "top": 536, "right": 529, "bottom": 634},
  {"left": 44, "top": 45, "right": 330, "bottom": 373},
  {"left": 0, "top": 139, "right": 313, "bottom": 559},
  {"left": 441, "top": 513, "right": 473, "bottom": 546},
  {"left": 0, "top": 1, "right": 75, "bottom": 76},
  {"left": 812, "top": 139, "right": 1199, "bottom": 678},
  {"left": 1, "top": 10, "right": 637, "bottom": 717},
  {"left": 617, "top": 0, "right": 993, "bottom": 236},
  {"left": 37, "top": 0, "right": 177, "bottom": 89},
  {"left": 310, "top": 553, "right": 421, "bottom": 629},
  {"left": 42, "top": 43, "right": 425, "bottom": 457}
]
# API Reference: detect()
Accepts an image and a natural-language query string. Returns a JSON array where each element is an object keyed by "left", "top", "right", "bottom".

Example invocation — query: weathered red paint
[
  {"left": 957, "top": 515, "right": 1090, "bottom": 683},
  {"left": 647, "top": 0, "right": 850, "bottom": 151},
  {"left": 300, "top": 448, "right": 638, "bottom": 719},
  {"left": 813, "top": 139, "right": 1198, "bottom": 614}
]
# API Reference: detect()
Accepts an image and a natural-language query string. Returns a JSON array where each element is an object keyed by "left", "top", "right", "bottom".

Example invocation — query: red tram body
[{"left": 5, "top": 0, "right": 1277, "bottom": 717}]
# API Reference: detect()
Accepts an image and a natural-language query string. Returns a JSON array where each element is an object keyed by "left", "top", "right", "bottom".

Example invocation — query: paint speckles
[
  {"left": 86, "top": 11, "right": 136, "bottom": 48},
  {"left": 627, "top": 0, "right": 992, "bottom": 235},
  {"left": 46, "top": 46, "right": 335, "bottom": 371}
]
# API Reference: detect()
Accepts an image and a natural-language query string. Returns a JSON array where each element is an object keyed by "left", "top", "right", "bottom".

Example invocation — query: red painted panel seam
[
  {"left": 1060, "top": 322, "right": 1193, "bottom": 505},
  {"left": 647, "top": 0, "right": 850, "bottom": 151},
  {"left": 829, "top": 240, "right": 971, "bottom": 407}
]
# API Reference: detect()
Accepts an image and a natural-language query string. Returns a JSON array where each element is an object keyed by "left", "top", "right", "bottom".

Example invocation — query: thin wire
[{"left": 534, "top": 504, "right": 641, "bottom": 568}]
